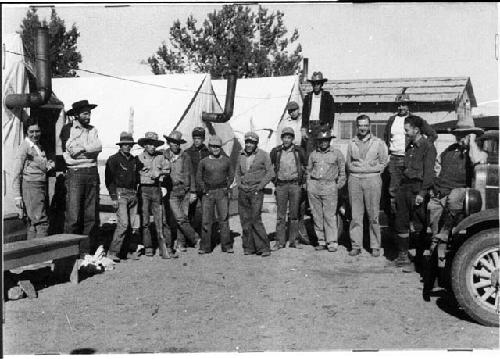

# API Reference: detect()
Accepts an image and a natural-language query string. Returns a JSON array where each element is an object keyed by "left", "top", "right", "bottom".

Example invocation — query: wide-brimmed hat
[
  {"left": 451, "top": 117, "right": 484, "bottom": 136},
  {"left": 208, "top": 135, "right": 223, "bottom": 147},
  {"left": 395, "top": 93, "right": 413, "bottom": 104},
  {"left": 116, "top": 131, "right": 137, "bottom": 145},
  {"left": 281, "top": 127, "right": 295, "bottom": 137},
  {"left": 308, "top": 71, "right": 328, "bottom": 84},
  {"left": 66, "top": 100, "right": 98, "bottom": 116},
  {"left": 138, "top": 131, "right": 164, "bottom": 147},
  {"left": 244, "top": 131, "right": 259, "bottom": 143},
  {"left": 316, "top": 130, "right": 335, "bottom": 140},
  {"left": 164, "top": 130, "right": 187, "bottom": 144}
]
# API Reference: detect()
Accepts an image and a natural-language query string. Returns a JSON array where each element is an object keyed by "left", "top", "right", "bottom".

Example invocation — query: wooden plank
[{"left": 4, "top": 245, "right": 80, "bottom": 271}]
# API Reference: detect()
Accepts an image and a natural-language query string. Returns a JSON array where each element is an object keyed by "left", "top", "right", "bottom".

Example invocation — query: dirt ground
[{"left": 3, "top": 213, "right": 499, "bottom": 354}]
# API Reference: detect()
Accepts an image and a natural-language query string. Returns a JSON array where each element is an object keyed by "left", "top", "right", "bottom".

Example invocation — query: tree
[
  {"left": 18, "top": 7, "right": 82, "bottom": 77},
  {"left": 147, "top": 5, "right": 302, "bottom": 78}
]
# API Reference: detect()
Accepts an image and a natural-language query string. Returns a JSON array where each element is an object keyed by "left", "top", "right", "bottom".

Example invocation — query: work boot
[
  {"left": 315, "top": 245, "right": 327, "bottom": 251},
  {"left": 348, "top": 248, "right": 361, "bottom": 256},
  {"left": 107, "top": 252, "right": 121, "bottom": 263},
  {"left": 145, "top": 248, "right": 154, "bottom": 257},
  {"left": 261, "top": 251, "right": 271, "bottom": 257},
  {"left": 371, "top": 248, "right": 381, "bottom": 257},
  {"left": 327, "top": 243, "right": 338, "bottom": 252},
  {"left": 395, "top": 236, "right": 413, "bottom": 272},
  {"left": 272, "top": 242, "right": 285, "bottom": 251},
  {"left": 157, "top": 236, "right": 171, "bottom": 259},
  {"left": 167, "top": 248, "right": 179, "bottom": 259}
]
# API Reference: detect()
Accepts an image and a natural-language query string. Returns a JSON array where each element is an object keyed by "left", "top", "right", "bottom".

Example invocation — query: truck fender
[{"left": 452, "top": 208, "right": 499, "bottom": 235}]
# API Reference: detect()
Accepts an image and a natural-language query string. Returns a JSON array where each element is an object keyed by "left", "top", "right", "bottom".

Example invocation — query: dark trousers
[
  {"left": 238, "top": 189, "right": 270, "bottom": 254},
  {"left": 64, "top": 167, "right": 100, "bottom": 248},
  {"left": 388, "top": 155, "right": 405, "bottom": 212},
  {"left": 140, "top": 185, "right": 171, "bottom": 249},
  {"left": 22, "top": 181, "right": 49, "bottom": 239},
  {"left": 200, "top": 188, "right": 231, "bottom": 252},
  {"left": 169, "top": 190, "right": 199, "bottom": 247},
  {"left": 109, "top": 188, "right": 140, "bottom": 255},
  {"left": 275, "top": 182, "right": 301, "bottom": 246},
  {"left": 188, "top": 192, "right": 204, "bottom": 235},
  {"left": 394, "top": 181, "right": 427, "bottom": 235}
]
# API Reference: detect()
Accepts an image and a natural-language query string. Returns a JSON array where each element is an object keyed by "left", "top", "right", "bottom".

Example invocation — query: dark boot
[
  {"left": 395, "top": 236, "right": 414, "bottom": 273},
  {"left": 157, "top": 236, "right": 171, "bottom": 259}
]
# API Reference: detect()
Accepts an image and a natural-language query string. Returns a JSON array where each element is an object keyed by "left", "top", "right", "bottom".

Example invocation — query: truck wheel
[{"left": 451, "top": 228, "right": 500, "bottom": 327}]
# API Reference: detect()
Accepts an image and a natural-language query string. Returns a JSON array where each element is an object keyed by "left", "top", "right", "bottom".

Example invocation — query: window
[
  {"left": 340, "top": 121, "right": 354, "bottom": 139},
  {"left": 339, "top": 120, "right": 387, "bottom": 139}
]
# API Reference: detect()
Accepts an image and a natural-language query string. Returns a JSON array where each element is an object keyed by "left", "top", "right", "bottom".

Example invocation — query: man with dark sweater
[
  {"left": 301, "top": 71, "right": 335, "bottom": 156},
  {"left": 235, "top": 132, "right": 275, "bottom": 256},
  {"left": 196, "top": 135, "right": 235, "bottom": 254}
]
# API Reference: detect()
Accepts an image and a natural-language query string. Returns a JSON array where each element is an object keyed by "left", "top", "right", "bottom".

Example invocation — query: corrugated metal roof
[{"left": 300, "top": 77, "right": 477, "bottom": 107}]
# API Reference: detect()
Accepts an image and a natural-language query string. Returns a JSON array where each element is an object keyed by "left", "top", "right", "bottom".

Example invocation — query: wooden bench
[{"left": 3, "top": 234, "right": 88, "bottom": 284}]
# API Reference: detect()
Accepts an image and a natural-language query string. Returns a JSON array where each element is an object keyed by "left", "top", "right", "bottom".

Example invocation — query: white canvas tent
[
  {"left": 212, "top": 75, "right": 301, "bottom": 153},
  {"left": 2, "top": 34, "right": 30, "bottom": 216},
  {"left": 52, "top": 74, "right": 233, "bottom": 196}
]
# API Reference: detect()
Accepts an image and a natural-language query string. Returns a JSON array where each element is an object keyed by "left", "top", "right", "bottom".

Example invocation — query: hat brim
[
  {"left": 307, "top": 79, "right": 328, "bottom": 84},
  {"left": 451, "top": 127, "right": 484, "bottom": 136},
  {"left": 137, "top": 138, "right": 164, "bottom": 147},
  {"left": 164, "top": 136, "right": 187, "bottom": 144},
  {"left": 116, "top": 141, "right": 137, "bottom": 146},
  {"left": 66, "top": 104, "right": 97, "bottom": 116}
]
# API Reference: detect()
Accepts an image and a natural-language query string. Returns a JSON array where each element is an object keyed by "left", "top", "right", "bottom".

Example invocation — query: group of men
[{"left": 56, "top": 71, "right": 487, "bottom": 274}]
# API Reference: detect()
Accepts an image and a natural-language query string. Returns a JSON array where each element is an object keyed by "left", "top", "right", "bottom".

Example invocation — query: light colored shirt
[
  {"left": 63, "top": 120, "right": 102, "bottom": 168},
  {"left": 389, "top": 115, "right": 406, "bottom": 156},
  {"left": 278, "top": 145, "right": 298, "bottom": 181},
  {"left": 346, "top": 134, "right": 389, "bottom": 177},
  {"left": 12, "top": 138, "right": 49, "bottom": 198},
  {"left": 277, "top": 114, "right": 302, "bottom": 146},
  {"left": 307, "top": 147, "right": 346, "bottom": 195},
  {"left": 245, "top": 152, "right": 256, "bottom": 171},
  {"left": 310, "top": 93, "right": 321, "bottom": 123}
]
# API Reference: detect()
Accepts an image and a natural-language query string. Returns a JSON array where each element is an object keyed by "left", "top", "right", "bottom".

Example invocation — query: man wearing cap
[
  {"left": 301, "top": 71, "right": 335, "bottom": 156},
  {"left": 393, "top": 116, "right": 436, "bottom": 272},
  {"left": 346, "top": 115, "right": 389, "bottom": 257},
  {"left": 277, "top": 101, "right": 302, "bottom": 147},
  {"left": 137, "top": 132, "right": 174, "bottom": 258},
  {"left": 235, "top": 132, "right": 275, "bottom": 256},
  {"left": 270, "top": 127, "right": 307, "bottom": 250},
  {"left": 196, "top": 135, "right": 235, "bottom": 254},
  {"left": 383, "top": 94, "right": 437, "bottom": 216},
  {"left": 185, "top": 127, "right": 210, "bottom": 233},
  {"left": 162, "top": 130, "right": 201, "bottom": 252},
  {"left": 60, "top": 100, "right": 102, "bottom": 250},
  {"left": 307, "top": 129, "right": 346, "bottom": 252},
  {"left": 104, "top": 132, "right": 140, "bottom": 262}
]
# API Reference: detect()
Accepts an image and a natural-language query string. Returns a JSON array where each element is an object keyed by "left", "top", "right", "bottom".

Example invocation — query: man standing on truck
[
  {"left": 60, "top": 100, "right": 102, "bottom": 252},
  {"left": 393, "top": 116, "right": 436, "bottom": 273}
]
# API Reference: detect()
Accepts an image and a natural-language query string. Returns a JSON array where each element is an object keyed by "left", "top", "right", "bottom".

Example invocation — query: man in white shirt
[{"left": 277, "top": 101, "right": 302, "bottom": 146}]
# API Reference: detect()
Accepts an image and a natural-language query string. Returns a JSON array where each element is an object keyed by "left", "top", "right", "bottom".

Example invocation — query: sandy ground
[{"left": 3, "top": 213, "right": 499, "bottom": 354}]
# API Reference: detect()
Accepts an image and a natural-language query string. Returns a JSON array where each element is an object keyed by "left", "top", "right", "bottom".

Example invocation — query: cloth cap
[
  {"left": 208, "top": 135, "right": 223, "bottom": 147},
  {"left": 192, "top": 127, "right": 206, "bottom": 138},
  {"left": 244, "top": 131, "right": 259, "bottom": 143},
  {"left": 281, "top": 127, "right": 295, "bottom": 137},
  {"left": 286, "top": 101, "right": 299, "bottom": 111}
]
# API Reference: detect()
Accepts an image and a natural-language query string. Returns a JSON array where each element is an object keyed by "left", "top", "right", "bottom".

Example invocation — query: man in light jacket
[{"left": 346, "top": 115, "right": 389, "bottom": 257}]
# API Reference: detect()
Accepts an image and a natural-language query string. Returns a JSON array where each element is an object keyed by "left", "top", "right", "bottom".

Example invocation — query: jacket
[
  {"left": 403, "top": 136, "right": 437, "bottom": 197},
  {"left": 12, "top": 138, "right": 49, "bottom": 198},
  {"left": 235, "top": 148, "right": 274, "bottom": 192},
  {"left": 105, "top": 151, "right": 138, "bottom": 200},
  {"left": 346, "top": 135, "right": 389, "bottom": 177},
  {"left": 162, "top": 148, "right": 196, "bottom": 193},
  {"left": 383, "top": 113, "right": 437, "bottom": 149},
  {"left": 301, "top": 90, "right": 335, "bottom": 130},
  {"left": 137, "top": 150, "right": 170, "bottom": 186},
  {"left": 270, "top": 144, "right": 307, "bottom": 185}
]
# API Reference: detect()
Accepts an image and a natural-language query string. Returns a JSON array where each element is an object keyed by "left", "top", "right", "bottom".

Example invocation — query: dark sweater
[
  {"left": 196, "top": 155, "right": 235, "bottom": 192},
  {"left": 105, "top": 151, "right": 138, "bottom": 200}
]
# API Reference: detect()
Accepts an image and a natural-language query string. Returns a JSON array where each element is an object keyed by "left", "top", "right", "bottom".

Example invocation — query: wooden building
[{"left": 300, "top": 76, "right": 477, "bottom": 154}]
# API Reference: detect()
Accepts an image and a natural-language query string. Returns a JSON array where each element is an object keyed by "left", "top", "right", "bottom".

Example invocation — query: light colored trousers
[
  {"left": 308, "top": 189, "right": 338, "bottom": 246},
  {"left": 348, "top": 175, "right": 382, "bottom": 250}
]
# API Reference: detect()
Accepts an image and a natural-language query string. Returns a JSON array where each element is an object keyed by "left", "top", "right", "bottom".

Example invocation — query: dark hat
[
  {"left": 316, "top": 130, "right": 335, "bottom": 140},
  {"left": 244, "top": 131, "right": 259, "bottom": 143},
  {"left": 281, "top": 127, "right": 295, "bottom": 137},
  {"left": 451, "top": 116, "right": 484, "bottom": 136},
  {"left": 192, "top": 127, "right": 206, "bottom": 138},
  {"left": 66, "top": 100, "right": 98, "bottom": 116},
  {"left": 308, "top": 71, "right": 328, "bottom": 84},
  {"left": 138, "top": 131, "right": 164, "bottom": 147},
  {"left": 208, "top": 135, "right": 223, "bottom": 147},
  {"left": 286, "top": 101, "right": 299, "bottom": 111},
  {"left": 116, "top": 131, "right": 137, "bottom": 145},
  {"left": 395, "top": 93, "right": 413, "bottom": 104},
  {"left": 164, "top": 130, "right": 187, "bottom": 144}
]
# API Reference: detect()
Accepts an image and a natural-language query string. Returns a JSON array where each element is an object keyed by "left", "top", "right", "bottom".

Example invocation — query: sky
[{"left": 2, "top": 2, "right": 498, "bottom": 114}]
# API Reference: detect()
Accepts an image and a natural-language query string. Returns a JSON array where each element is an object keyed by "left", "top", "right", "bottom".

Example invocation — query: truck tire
[{"left": 451, "top": 228, "right": 500, "bottom": 327}]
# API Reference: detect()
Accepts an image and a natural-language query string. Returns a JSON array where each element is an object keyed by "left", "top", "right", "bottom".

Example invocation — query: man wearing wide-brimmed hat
[
  {"left": 137, "top": 131, "right": 176, "bottom": 259},
  {"left": 383, "top": 93, "right": 437, "bottom": 217},
  {"left": 301, "top": 71, "right": 335, "bottom": 156},
  {"left": 162, "top": 130, "right": 201, "bottom": 252},
  {"left": 60, "top": 100, "right": 102, "bottom": 251},
  {"left": 423, "top": 118, "right": 487, "bottom": 294},
  {"left": 306, "top": 128, "right": 346, "bottom": 252},
  {"left": 104, "top": 132, "right": 140, "bottom": 262}
]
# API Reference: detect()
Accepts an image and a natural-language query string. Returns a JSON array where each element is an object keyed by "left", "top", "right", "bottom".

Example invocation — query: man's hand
[
  {"left": 69, "top": 145, "right": 85, "bottom": 157},
  {"left": 15, "top": 198, "right": 24, "bottom": 211},
  {"left": 189, "top": 193, "right": 197, "bottom": 204},
  {"left": 161, "top": 188, "right": 167, "bottom": 197},
  {"left": 112, "top": 199, "right": 119, "bottom": 211},
  {"left": 301, "top": 128, "right": 308, "bottom": 139},
  {"left": 415, "top": 194, "right": 424, "bottom": 206}
]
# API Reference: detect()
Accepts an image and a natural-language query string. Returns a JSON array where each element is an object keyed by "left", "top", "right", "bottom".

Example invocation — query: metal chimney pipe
[
  {"left": 5, "top": 27, "right": 52, "bottom": 109},
  {"left": 202, "top": 71, "right": 237, "bottom": 123},
  {"left": 302, "top": 58, "right": 309, "bottom": 82}
]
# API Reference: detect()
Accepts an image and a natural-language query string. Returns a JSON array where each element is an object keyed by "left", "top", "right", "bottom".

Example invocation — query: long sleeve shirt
[
  {"left": 61, "top": 120, "right": 102, "bottom": 168},
  {"left": 162, "top": 149, "right": 196, "bottom": 193},
  {"left": 307, "top": 147, "right": 346, "bottom": 195},
  {"left": 137, "top": 150, "right": 170, "bottom": 186},
  {"left": 403, "top": 136, "right": 437, "bottom": 197},
  {"left": 346, "top": 134, "right": 389, "bottom": 177},
  {"left": 235, "top": 148, "right": 274, "bottom": 192},
  {"left": 105, "top": 151, "right": 138, "bottom": 200},
  {"left": 12, "top": 138, "right": 49, "bottom": 198},
  {"left": 196, "top": 155, "right": 234, "bottom": 192}
]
